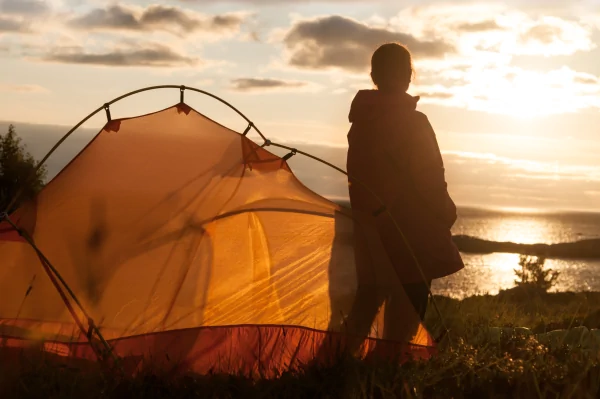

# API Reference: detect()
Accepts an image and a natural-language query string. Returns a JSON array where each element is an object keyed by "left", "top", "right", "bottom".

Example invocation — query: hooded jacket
[{"left": 346, "top": 89, "right": 464, "bottom": 283}]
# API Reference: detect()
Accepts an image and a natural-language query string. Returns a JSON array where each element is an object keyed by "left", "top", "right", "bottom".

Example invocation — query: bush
[
  {"left": 0, "top": 124, "right": 47, "bottom": 214},
  {"left": 514, "top": 255, "right": 560, "bottom": 293}
]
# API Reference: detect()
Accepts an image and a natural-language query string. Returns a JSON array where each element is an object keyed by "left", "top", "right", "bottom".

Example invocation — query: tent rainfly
[{"left": 0, "top": 86, "right": 435, "bottom": 377}]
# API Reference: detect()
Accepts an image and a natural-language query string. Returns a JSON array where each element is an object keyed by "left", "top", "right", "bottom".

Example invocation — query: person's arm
[{"left": 408, "top": 113, "right": 457, "bottom": 228}]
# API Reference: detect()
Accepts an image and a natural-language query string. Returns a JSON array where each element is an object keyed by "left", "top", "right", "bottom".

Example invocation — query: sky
[{"left": 1, "top": 0, "right": 600, "bottom": 212}]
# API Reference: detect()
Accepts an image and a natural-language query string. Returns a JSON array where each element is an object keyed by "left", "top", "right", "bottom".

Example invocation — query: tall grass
[{"left": 2, "top": 290, "right": 600, "bottom": 398}]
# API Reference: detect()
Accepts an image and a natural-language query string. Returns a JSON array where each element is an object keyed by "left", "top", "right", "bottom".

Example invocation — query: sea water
[{"left": 433, "top": 207, "right": 600, "bottom": 298}]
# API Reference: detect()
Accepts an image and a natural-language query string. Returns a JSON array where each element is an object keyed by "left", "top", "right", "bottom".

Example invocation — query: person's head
[{"left": 370, "top": 42, "right": 414, "bottom": 93}]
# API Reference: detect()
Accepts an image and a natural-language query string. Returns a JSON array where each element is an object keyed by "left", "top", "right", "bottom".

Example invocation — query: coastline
[{"left": 452, "top": 235, "right": 600, "bottom": 259}]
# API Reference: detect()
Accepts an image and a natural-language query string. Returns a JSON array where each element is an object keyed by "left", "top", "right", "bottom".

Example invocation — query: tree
[
  {"left": 514, "top": 254, "right": 560, "bottom": 293},
  {"left": 0, "top": 124, "right": 47, "bottom": 214}
]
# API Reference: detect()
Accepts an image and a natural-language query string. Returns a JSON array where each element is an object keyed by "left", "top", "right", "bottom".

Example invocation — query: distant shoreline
[
  {"left": 332, "top": 199, "right": 600, "bottom": 217},
  {"left": 452, "top": 235, "right": 600, "bottom": 260},
  {"left": 331, "top": 200, "right": 600, "bottom": 259}
]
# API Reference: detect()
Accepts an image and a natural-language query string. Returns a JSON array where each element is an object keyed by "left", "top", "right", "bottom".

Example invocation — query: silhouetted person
[{"left": 346, "top": 42, "right": 464, "bottom": 321}]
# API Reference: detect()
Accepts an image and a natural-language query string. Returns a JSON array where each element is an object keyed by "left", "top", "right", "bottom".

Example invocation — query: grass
[{"left": 2, "top": 289, "right": 600, "bottom": 398}]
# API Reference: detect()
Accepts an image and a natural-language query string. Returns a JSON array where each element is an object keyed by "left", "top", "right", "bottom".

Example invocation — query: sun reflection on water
[
  {"left": 432, "top": 253, "right": 520, "bottom": 297},
  {"left": 432, "top": 209, "right": 600, "bottom": 298},
  {"left": 433, "top": 254, "right": 600, "bottom": 299},
  {"left": 485, "top": 216, "right": 553, "bottom": 244},
  {"left": 451, "top": 207, "right": 600, "bottom": 244}
]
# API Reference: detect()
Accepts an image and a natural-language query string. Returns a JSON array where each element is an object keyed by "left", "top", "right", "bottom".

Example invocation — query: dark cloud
[
  {"left": 70, "top": 5, "right": 138, "bottom": 30},
  {"left": 521, "top": 24, "right": 562, "bottom": 44},
  {"left": 0, "top": 16, "right": 28, "bottom": 32},
  {"left": 231, "top": 78, "right": 306, "bottom": 91},
  {"left": 457, "top": 20, "right": 501, "bottom": 32},
  {"left": 43, "top": 44, "right": 198, "bottom": 67},
  {"left": 282, "top": 15, "right": 454, "bottom": 72},
  {"left": 0, "top": 0, "right": 49, "bottom": 16},
  {"left": 68, "top": 5, "right": 246, "bottom": 36}
]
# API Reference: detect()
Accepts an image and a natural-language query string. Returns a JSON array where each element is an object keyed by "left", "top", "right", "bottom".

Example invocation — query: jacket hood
[{"left": 348, "top": 89, "right": 420, "bottom": 123}]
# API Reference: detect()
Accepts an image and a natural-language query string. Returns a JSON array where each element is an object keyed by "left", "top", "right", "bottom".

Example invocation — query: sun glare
[{"left": 473, "top": 70, "right": 567, "bottom": 119}]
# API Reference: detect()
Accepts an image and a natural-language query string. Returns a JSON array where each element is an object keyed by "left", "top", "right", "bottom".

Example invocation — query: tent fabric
[{"left": 0, "top": 102, "right": 434, "bottom": 375}]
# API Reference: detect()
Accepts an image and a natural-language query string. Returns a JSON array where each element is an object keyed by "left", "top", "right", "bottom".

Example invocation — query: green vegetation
[
  {"left": 2, "top": 289, "right": 600, "bottom": 398},
  {"left": 0, "top": 124, "right": 47, "bottom": 214}
]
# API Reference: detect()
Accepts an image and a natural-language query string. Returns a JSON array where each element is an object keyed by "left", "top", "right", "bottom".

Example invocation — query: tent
[{"left": 0, "top": 86, "right": 434, "bottom": 377}]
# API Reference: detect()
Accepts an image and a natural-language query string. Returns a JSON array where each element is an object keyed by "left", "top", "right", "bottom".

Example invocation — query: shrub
[
  {"left": 0, "top": 124, "right": 47, "bottom": 214},
  {"left": 514, "top": 255, "right": 560, "bottom": 293}
]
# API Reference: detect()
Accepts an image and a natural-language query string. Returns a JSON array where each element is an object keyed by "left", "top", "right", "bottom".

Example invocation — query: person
[{"left": 346, "top": 42, "right": 464, "bottom": 321}]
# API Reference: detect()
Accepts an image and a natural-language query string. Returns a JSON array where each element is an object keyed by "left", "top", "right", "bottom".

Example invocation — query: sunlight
[
  {"left": 491, "top": 206, "right": 546, "bottom": 214},
  {"left": 486, "top": 214, "right": 555, "bottom": 244},
  {"left": 470, "top": 69, "right": 569, "bottom": 119}
]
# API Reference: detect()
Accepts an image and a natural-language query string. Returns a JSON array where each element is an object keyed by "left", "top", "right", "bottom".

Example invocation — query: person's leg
[
  {"left": 401, "top": 280, "right": 431, "bottom": 321},
  {"left": 317, "top": 217, "right": 384, "bottom": 362}
]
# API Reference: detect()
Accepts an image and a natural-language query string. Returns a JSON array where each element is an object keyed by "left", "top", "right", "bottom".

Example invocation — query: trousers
[{"left": 402, "top": 280, "right": 431, "bottom": 320}]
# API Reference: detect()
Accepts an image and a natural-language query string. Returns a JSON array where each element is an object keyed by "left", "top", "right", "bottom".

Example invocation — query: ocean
[{"left": 434, "top": 207, "right": 600, "bottom": 298}]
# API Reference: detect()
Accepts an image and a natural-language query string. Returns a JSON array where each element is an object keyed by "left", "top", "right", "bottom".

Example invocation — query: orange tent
[{"left": 0, "top": 86, "right": 434, "bottom": 377}]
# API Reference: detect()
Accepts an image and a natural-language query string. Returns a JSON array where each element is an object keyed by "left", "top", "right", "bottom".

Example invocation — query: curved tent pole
[
  {"left": 2, "top": 85, "right": 267, "bottom": 215},
  {"left": 4, "top": 85, "right": 449, "bottom": 352}
]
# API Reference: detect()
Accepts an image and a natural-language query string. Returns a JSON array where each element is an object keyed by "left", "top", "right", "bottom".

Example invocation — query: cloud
[
  {"left": 392, "top": 5, "right": 595, "bottom": 57},
  {"left": 443, "top": 151, "right": 600, "bottom": 182},
  {"left": 457, "top": 66, "right": 600, "bottom": 117},
  {"left": 230, "top": 77, "right": 309, "bottom": 92},
  {"left": 0, "top": 16, "right": 29, "bottom": 32},
  {"left": 68, "top": 4, "right": 248, "bottom": 37},
  {"left": 521, "top": 24, "right": 561, "bottom": 45},
  {"left": 417, "top": 91, "right": 454, "bottom": 99},
  {"left": 43, "top": 43, "right": 198, "bottom": 67},
  {"left": 440, "top": 150, "right": 600, "bottom": 210},
  {"left": 457, "top": 20, "right": 502, "bottom": 32},
  {"left": 279, "top": 15, "right": 454, "bottom": 73},
  {"left": 574, "top": 75, "right": 599, "bottom": 85},
  {"left": 511, "top": 17, "right": 594, "bottom": 56},
  {"left": 0, "top": 0, "right": 49, "bottom": 16},
  {"left": 364, "top": 4, "right": 600, "bottom": 116},
  {"left": 274, "top": 141, "right": 600, "bottom": 211},
  {"left": 0, "top": 83, "right": 48, "bottom": 92}
]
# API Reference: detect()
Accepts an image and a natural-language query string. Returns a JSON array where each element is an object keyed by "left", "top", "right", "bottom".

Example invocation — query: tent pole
[
  {"left": 0, "top": 213, "right": 117, "bottom": 363},
  {"left": 3, "top": 85, "right": 265, "bottom": 215}
]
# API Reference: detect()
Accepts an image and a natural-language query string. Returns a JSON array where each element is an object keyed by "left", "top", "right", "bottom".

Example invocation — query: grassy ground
[{"left": 2, "top": 289, "right": 600, "bottom": 398}]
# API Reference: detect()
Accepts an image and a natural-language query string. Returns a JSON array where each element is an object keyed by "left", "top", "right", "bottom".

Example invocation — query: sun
[
  {"left": 463, "top": 67, "right": 587, "bottom": 120},
  {"left": 502, "top": 77, "right": 562, "bottom": 119}
]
